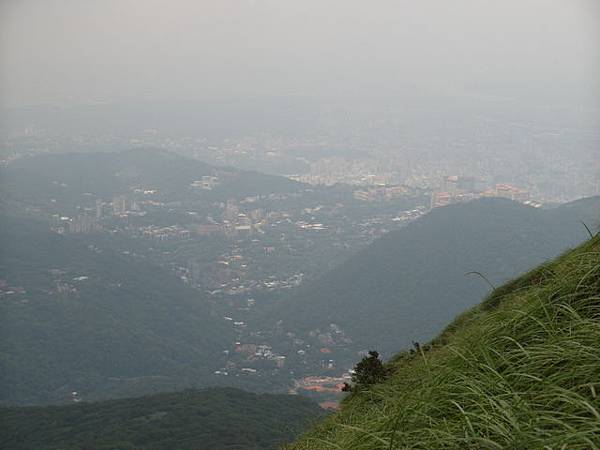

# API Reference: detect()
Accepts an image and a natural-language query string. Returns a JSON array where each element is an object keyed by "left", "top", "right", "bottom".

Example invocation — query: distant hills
[
  {"left": 0, "top": 216, "right": 234, "bottom": 405},
  {"left": 277, "top": 197, "right": 600, "bottom": 356},
  {"left": 291, "top": 233, "right": 600, "bottom": 449},
  {"left": 2, "top": 149, "right": 599, "bottom": 408},
  {"left": 0, "top": 148, "right": 303, "bottom": 211},
  {"left": 0, "top": 387, "right": 325, "bottom": 450}
]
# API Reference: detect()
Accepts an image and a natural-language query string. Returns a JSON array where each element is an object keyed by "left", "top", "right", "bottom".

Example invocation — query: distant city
[
  {"left": 0, "top": 97, "right": 599, "bottom": 408},
  {"left": 3, "top": 102, "right": 598, "bottom": 206}
]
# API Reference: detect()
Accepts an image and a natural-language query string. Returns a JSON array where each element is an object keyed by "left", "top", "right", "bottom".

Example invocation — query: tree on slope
[{"left": 343, "top": 351, "right": 388, "bottom": 392}]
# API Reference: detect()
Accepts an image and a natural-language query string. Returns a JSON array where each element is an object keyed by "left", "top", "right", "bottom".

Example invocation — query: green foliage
[
  {"left": 0, "top": 148, "right": 302, "bottom": 212},
  {"left": 279, "top": 197, "right": 600, "bottom": 356},
  {"left": 0, "top": 388, "right": 326, "bottom": 450},
  {"left": 0, "top": 216, "right": 234, "bottom": 405},
  {"left": 349, "top": 351, "right": 389, "bottom": 390},
  {"left": 290, "top": 235, "right": 600, "bottom": 449}
]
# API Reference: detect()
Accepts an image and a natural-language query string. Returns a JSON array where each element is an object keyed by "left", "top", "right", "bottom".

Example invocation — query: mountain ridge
[
  {"left": 275, "top": 197, "right": 600, "bottom": 356},
  {"left": 290, "top": 232, "right": 600, "bottom": 449},
  {"left": 0, "top": 148, "right": 304, "bottom": 212}
]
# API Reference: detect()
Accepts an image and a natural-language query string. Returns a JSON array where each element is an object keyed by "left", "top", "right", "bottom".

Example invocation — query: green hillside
[
  {"left": 0, "top": 216, "right": 234, "bottom": 405},
  {"left": 0, "top": 148, "right": 302, "bottom": 212},
  {"left": 277, "top": 197, "right": 600, "bottom": 356},
  {"left": 0, "top": 388, "right": 325, "bottom": 450},
  {"left": 290, "top": 234, "right": 600, "bottom": 449}
]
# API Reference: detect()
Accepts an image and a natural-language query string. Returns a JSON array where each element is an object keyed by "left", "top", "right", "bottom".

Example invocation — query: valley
[{"left": 1, "top": 149, "right": 598, "bottom": 408}]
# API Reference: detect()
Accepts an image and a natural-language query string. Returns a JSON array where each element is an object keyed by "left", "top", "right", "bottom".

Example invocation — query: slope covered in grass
[{"left": 290, "top": 235, "right": 600, "bottom": 449}]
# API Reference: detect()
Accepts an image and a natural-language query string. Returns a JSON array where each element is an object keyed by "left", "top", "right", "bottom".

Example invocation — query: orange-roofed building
[{"left": 319, "top": 401, "right": 340, "bottom": 411}]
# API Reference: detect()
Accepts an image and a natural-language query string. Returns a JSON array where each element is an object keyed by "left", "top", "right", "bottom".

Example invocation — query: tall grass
[{"left": 290, "top": 236, "right": 600, "bottom": 449}]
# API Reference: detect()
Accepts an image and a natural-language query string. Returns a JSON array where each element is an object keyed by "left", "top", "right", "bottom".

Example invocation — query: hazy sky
[{"left": 1, "top": 0, "right": 598, "bottom": 108}]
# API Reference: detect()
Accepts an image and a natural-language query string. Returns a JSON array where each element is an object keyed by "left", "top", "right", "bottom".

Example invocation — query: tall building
[
  {"left": 95, "top": 199, "right": 104, "bottom": 220},
  {"left": 112, "top": 196, "right": 128, "bottom": 216}
]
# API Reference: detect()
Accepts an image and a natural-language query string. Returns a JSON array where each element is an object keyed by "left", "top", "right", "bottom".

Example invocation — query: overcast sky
[{"left": 1, "top": 0, "right": 598, "bottom": 108}]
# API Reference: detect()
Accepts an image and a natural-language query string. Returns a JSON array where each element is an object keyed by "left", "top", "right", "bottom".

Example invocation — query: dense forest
[
  {"left": 0, "top": 216, "right": 234, "bottom": 405},
  {"left": 0, "top": 388, "right": 326, "bottom": 450}
]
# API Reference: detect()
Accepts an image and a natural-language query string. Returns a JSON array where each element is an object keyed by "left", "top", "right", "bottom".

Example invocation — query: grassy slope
[{"left": 290, "top": 235, "right": 600, "bottom": 449}]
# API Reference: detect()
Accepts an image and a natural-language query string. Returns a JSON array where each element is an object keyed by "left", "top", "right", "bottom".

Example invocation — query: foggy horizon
[
  {"left": 1, "top": 2, "right": 600, "bottom": 448},
  {"left": 1, "top": 0, "right": 599, "bottom": 110}
]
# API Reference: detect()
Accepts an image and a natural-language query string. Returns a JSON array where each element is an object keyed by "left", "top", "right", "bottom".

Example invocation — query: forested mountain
[
  {"left": 0, "top": 216, "right": 234, "bottom": 405},
  {"left": 0, "top": 388, "right": 325, "bottom": 450},
  {"left": 0, "top": 148, "right": 302, "bottom": 211},
  {"left": 276, "top": 197, "right": 600, "bottom": 356},
  {"left": 290, "top": 234, "right": 600, "bottom": 449}
]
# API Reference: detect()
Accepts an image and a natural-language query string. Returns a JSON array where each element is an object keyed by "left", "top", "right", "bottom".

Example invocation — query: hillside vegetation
[
  {"left": 290, "top": 234, "right": 600, "bottom": 449},
  {"left": 278, "top": 197, "right": 600, "bottom": 356},
  {"left": 0, "top": 148, "right": 302, "bottom": 212},
  {"left": 0, "top": 388, "right": 325, "bottom": 450},
  {"left": 0, "top": 216, "right": 233, "bottom": 405}
]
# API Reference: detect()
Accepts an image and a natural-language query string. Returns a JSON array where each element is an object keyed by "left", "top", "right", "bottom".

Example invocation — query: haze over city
[
  {"left": 2, "top": 0, "right": 599, "bottom": 106},
  {"left": 0, "top": 2, "right": 599, "bottom": 449}
]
